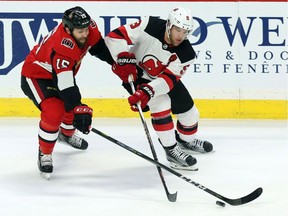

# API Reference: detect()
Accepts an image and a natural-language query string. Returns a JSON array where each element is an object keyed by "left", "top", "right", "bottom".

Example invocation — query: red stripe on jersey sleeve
[
  {"left": 108, "top": 26, "right": 133, "bottom": 45},
  {"left": 158, "top": 70, "right": 180, "bottom": 91}
]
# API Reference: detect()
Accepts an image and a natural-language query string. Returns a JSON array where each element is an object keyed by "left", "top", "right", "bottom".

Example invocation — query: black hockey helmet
[{"left": 62, "top": 6, "right": 91, "bottom": 31}]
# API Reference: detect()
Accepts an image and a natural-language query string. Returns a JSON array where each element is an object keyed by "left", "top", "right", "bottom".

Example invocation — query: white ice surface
[{"left": 0, "top": 118, "right": 287, "bottom": 216}]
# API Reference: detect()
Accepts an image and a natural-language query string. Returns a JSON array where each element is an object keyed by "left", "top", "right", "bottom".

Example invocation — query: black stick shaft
[
  {"left": 128, "top": 77, "right": 177, "bottom": 202},
  {"left": 91, "top": 128, "right": 263, "bottom": 206}
]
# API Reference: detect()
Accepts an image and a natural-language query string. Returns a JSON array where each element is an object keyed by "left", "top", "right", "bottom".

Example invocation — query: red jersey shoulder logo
[
  {"left": 130, "top": 20, "right": 141, "bottom": 29},
  {"left": 90, "top": 19, "right": 97, "bottom": 28},
  {"left": 61, "top": 38, "right": 74, "bottom": 49}
]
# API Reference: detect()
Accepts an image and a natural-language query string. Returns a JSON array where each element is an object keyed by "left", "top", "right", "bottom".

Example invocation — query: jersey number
[{"left": 56, "top": 59, "right": 70, "bottom": 69}]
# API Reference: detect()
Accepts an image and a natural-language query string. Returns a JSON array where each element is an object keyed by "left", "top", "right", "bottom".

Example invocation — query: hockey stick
[
  {"left": 91, "top": 127, "right": 263, "bottom": 206},
  {"left": 128, "top": 75, "right": 177, "bottom": 202}
]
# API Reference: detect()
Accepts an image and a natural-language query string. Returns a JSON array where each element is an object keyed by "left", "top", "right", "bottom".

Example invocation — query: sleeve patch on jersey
[
  {"left": 57, "top": 70, "right": 74, "bottom": 91},
  {"left": 90, "top": 19, "right": 97, "bottom": 28},
  {"left": 130, "top": 20, "right": 141, "bottom": 29},
  {"left": 61, "top": 38, "right": 75, "bottom": 49}
]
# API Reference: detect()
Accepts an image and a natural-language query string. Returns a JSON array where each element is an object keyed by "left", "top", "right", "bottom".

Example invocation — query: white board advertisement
[{"left": 0, "top": 1, "right": 287, "bottom": 101}]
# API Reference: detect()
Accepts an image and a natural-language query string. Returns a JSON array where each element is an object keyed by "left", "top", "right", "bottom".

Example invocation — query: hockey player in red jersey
[
  {"left": 105, "top": 6, "right": 213, "bottom": 170},
  {"left": 21, "top": 6, "right": 113, "bottom": 178}
]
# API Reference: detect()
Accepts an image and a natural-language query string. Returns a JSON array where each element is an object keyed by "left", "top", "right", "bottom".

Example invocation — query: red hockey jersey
[{"left": 22, "top": 19, "right": 103, "bottom": 80}]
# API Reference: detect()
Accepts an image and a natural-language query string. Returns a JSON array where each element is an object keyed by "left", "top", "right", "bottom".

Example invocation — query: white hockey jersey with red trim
[{"left": 105, "top": 16, "right": 196, "bottom": 95}]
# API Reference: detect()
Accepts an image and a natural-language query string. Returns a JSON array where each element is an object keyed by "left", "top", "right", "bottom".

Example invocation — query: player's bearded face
[
  {"left": 72, "top": 27, "right": 89, "bottom": 48},
  {"left": 169, "top": 26, "right": 189, "bottom": 46}
]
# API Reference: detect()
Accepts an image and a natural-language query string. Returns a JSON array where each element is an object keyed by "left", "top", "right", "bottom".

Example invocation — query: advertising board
[{"left": 0, "top": 0, "right": 287, "bottom": 118}]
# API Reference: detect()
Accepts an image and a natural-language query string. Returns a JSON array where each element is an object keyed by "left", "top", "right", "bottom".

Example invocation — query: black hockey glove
[{"left": 73, "top": 105, "right": 93, "bottom": 134}]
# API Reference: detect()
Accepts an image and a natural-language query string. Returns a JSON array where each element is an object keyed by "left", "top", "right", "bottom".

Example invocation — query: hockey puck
[{"left": 216, "top": 201, "right": 226, "bottom": 207}]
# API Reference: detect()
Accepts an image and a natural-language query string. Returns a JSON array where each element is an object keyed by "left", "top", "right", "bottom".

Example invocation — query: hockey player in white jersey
[{"left": 106, "top": 6, "right": 213, "bottom": 170}]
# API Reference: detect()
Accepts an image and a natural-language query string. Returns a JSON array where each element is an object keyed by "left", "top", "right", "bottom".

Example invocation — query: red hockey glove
[
  {"left": 112, "top": 52, "right": 137, "bottom": 83},
  {"left": 73, "top": 105, "right": 93, "bottom": 134},
  {"left": 128, "top": 84, "right": 154, "bottom": 111}
]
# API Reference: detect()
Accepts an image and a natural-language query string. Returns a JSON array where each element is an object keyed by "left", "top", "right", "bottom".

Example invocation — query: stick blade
[
  {"left": 226, "top": 187, "right": 263, "bottom": 206},
  {"left": 167, "top": 191, "right": 178, "bottom": 202}
]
